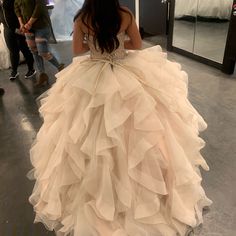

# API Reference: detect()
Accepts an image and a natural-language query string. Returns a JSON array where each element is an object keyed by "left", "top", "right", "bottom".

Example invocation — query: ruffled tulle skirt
[{"left": 29, "top": 46, "right": 212, "bottom": 236}]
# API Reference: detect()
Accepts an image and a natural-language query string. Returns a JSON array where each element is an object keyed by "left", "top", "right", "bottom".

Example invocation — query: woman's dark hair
[{"left": 74, "top": 0, "right": 132, "bottom": 53}]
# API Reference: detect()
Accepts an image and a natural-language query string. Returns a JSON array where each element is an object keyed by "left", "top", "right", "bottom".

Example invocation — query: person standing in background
[
  {"left": 0, "top": 0, "right": 35, "bottom": 81},
  {"left": 14, "top": 0, "right": 64, "bottom": 86}
]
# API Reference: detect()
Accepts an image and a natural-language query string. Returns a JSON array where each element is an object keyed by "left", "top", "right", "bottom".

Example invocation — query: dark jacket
[
  {"left": 14, "top": 0, "right": 50, "bottom": 30},
  {"left": 0, "top": 0, "right": 19, "bottom": 29}
]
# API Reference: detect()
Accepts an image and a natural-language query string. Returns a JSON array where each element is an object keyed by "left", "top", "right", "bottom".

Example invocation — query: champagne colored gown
[{"left": 29, "top": 32, "right": 212, "bottom": 236}]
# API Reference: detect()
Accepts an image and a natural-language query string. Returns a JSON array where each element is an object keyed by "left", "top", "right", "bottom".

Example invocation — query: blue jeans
[{"left": 25, "top": 27, "right": 60, "bottom": 73}]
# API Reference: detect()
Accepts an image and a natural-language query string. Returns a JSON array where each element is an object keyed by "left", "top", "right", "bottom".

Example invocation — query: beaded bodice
[{"left": 87, "top": 32, "right": 126, "bottom": 61}]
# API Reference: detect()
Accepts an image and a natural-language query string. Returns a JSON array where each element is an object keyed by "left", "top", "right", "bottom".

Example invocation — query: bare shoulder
[
  {"left": 74, "top": 16, "right": 82, "bottom": 27},
  {"left": 120, "top": 6, "right": 133, "bottom": 19},
  {"left": 120, "top": 6, "right": 132, "bottom": 13},
  {"left": 74, "top": 15, "right": 89, "bottom": 34},
  {"left": 120, "top": 6, "right": 134, "bottom": 29}
]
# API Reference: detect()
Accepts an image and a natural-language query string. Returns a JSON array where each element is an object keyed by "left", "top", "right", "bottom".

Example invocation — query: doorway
[
  {"left": 119, "top": 0, "right": 169, "bottom": 48},
  {"left": 140, "top": 0, "right": 169, "bottom": 48}
]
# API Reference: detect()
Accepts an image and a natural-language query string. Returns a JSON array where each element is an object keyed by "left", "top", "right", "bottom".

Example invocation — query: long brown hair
[{"left": 74, "top": 0, "right": 131, "bottom": 53}]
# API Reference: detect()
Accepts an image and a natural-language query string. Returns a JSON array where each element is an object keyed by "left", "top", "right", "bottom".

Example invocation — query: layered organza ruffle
[{"left": 29, "top": 46, "right": 212, "bottom": 236}]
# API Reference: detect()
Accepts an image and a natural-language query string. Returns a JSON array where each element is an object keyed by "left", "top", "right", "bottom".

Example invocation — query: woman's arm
[
  {"left": 14, "top": 0, "right": 22, "bottom": 18},
  {"left": 24, "top": 0, "right": 43, "bottom": 30},
  {"left": 124, "top": 11, "right": 142, "bottom": 50},
  {"left": 73, "top": 19, "right": 89, "bottom": 56}
]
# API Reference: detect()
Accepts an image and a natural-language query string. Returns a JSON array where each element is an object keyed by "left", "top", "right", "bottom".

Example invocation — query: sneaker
[
  {"left": 0, "top": 88, "right": 5, "bottom": 96},
  {"left": 25, "top": 69, "right": 36, "bottom": 79},
  {"left": 9, "top": 71, "right": 19, "bottom": 81},
  {"left": 58, "top": 63, "right": 65, "bottom": 72}
]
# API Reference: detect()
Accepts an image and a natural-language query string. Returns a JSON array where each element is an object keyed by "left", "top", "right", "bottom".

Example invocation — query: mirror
[
  {"left": 173, "top": 0, "right": 198, "bottom": 52},
  {"left": 172, "top": 0, "right": 233, "bottom": 64},
  {"left": 194, "top": 0, "right": 232, "bottom": 63}
]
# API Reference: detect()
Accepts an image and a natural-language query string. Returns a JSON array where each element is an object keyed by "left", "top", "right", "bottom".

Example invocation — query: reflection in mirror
[
  {"left": 194, "top": 0, "right": 233, "bottom": 63},
  {"left": 172, "top": 0, "right": 198, "bottom": 52}
]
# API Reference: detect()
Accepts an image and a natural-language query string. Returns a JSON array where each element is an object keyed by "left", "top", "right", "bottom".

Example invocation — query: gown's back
[
  {"left": 29, "top": 31, "right": 212, "bottom": 236},
  {"left": 88, "top": 32, "right": 126, "bottom": 60}
]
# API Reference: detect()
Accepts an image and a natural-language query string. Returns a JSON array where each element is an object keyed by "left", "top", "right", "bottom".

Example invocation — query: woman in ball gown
[{"left": 28, "top": 0, "right": 212, "bottom": 235}]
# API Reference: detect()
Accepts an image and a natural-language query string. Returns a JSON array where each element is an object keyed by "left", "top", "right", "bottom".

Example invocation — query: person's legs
[
  {"left": 17, "top": 34, "right": 36, "bottom": 78},
  {"left": 25, "top": 31, "right": 48, "bottom": 86},
  {"left": 35, "top": 27, "right": 64, "bottom": 71},
  {"left": 25, "top": 32, "right": 45, "bottom": 74},
  {"left": 3, "top": 27, "right": 20, "bottom": 80}
]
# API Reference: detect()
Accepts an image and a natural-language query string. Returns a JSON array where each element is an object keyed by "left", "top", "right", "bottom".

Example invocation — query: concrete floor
[{"left": 0, "top": 41, "right": 236, "bottom": 236}]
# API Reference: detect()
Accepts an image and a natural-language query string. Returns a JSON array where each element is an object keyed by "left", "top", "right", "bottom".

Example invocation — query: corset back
[{"left": 87, "top": 32, "right": 126, "bottom": 60}]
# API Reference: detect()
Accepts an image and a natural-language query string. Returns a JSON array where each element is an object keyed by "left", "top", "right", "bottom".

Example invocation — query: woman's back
[
  {"left": 87, "top": 32, "right": 126, "bottom": 60},
  {"left": 73, "top": 6, "right": 142, "bottom": 56}
]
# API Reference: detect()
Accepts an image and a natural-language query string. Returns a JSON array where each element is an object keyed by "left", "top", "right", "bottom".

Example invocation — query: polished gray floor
[{"left": 0, "top": 41, "right": 236, "bottom": 236}]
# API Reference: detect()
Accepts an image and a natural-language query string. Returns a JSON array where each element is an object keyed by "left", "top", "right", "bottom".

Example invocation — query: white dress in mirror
[
  {"left": 0, "top": 24, "right": 10, "bottom": 70},
  {"left": 175, "top": 0, "right": 232, "bottom": 19},
  {"left": 173, "top": 0, "right": 233, "bottom": 63},
  {"left": 29, "top": 32, "right": 212, "bottom": 236},
  {"left": 50, "top": 0, "right": 84, "bottom": 40}
]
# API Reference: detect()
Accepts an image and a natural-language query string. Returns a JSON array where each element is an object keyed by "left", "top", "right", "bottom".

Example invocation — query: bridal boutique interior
[{"left": 0, "top": 0, "right": 236, "bottom": 235}]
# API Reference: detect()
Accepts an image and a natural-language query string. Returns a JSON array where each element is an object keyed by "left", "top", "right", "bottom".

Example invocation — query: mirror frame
[
  {"left": 167, "top": 0, "right": 229, "bottom": 70},
  {"left": 222, "top": 0, "right": 236, "bottom": 74}
]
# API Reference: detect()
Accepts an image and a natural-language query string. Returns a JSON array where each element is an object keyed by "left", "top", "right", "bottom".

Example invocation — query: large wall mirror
[{"left": 171, "top": 0, "right": 233, "bottom": 65}]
